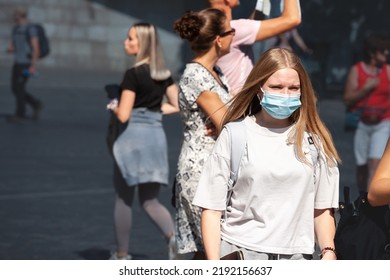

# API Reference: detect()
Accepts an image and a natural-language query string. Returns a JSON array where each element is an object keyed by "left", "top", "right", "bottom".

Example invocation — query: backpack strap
[
  {"left": 222, "top": 120, "right": 247, "bottom": 222},
  {"left": 305, "top": 134, "right": 318, "bottom": 165},
  {"left": 305, "top": 133, "right": 319, "bottom": 184}
]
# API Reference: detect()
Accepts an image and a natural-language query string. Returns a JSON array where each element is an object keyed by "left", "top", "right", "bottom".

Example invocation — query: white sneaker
[
  {"left": 168, "top": 235, "right": 178, "bottom": 260},
  {"left": 109, "top": 252, "right": 132, "bottom": 260}
]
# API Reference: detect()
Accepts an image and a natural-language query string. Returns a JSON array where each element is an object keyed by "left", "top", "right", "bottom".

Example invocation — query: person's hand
[
  {"left": 304, "top": 47, "right": 313, "bottom": 55},
  {"left": 28, "top": 65, "right": 36, "bottom": 76},
  {"left": 106, "top": 98, "right": 119, "bottom": 110},
  {"left": 204, "top": 123, "right": 217, "bottom": 137},
  {"left": 6, "top": 45, "right": 14, "bottom": 53},
  {"left": 363, "top": 77, "right": 380, "bottom": 92}
]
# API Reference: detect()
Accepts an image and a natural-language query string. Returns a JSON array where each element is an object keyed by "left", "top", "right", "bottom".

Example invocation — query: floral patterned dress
[{"left": 175, "top": 62, "right": 231, "bottom": 254}]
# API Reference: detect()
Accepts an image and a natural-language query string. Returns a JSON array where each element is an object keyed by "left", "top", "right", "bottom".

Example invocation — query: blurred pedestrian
[
  {"left": 274, "top": 28, "right": 313, "bottom": 55},
  {"left": 193, "top": 47, "right": 341, "bottom": 260},
  {"left": 7, "top": 7, "right": 43, "bottom": 122},
  {"left": 343, "top": 33, "right": 390, "bottom": 194},
  {"left": 172, "top": 8, "right": 233, "bottom": 259},
  {"left": 107, "top": 22, "right": 179, "bottom": 260},
  {"left": 271, "top": 1, "right": 313, "bottom": 62},
  {"left": 208, "top": 0, "right": 301, "bottom": 96}
]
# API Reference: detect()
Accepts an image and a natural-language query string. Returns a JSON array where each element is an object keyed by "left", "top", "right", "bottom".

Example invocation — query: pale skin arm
[
  {"left": 29, "top": 36, "right": 39, "bottom": 75},
  {"left": 255, "top": 0, "right": 301, "bottom": 41},
  {"left": 277, "top": 32, "right": 292, "bottom": 51},
  {"left": 161, "top": 83, "right": 179, "bottom": 115},
  {"left": 196, "top": 90, "right": 227, "bottom": 132},
  {"left": 368, "top": 139, "right": 390, "bottom": 206},
  {"left": 343, "top": 65, "right": 380, "bottom": 108},
  {"left": 113, "top": 89, "right": 135, "bottom": 123},
  {"left": 291, "top": 29, "right": 313, "bottom": 54},
  {"left": 201, "top": 209, "right": 223, "bottom": 260},
  {"left": 314, "top": 209, "right": 337, "bottom": 260}
]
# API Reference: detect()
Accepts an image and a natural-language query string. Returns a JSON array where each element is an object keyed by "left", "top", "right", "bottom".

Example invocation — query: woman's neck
[
  {"left": 135, "top": 58, "right": 149, "bottom": 66},
  {"left": 363, "top": 61, "right": 381, "bottom": 76},
  {"left": 193, "top": 55, "right": 218, "bottom": 73},
  {"left": 254, "top": 111, "right": 292, "bottom": 128}
]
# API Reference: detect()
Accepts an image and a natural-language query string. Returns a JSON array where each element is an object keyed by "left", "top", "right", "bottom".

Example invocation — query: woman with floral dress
[{"left": 173, "top": 8, "right": 235, "bottom": 259}]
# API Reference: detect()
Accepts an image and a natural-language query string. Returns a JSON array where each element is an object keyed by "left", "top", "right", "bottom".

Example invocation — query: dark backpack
[
  {"left": 334, "top": 186, "right": 390, "bottom": 259},
  {"left": 26, "top": 23, "right": 50, "bottom": 59}
]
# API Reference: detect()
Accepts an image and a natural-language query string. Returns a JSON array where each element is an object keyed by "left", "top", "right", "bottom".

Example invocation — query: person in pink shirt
[{"left": 208, "top": 0, "right": 301, "bottom": 96}]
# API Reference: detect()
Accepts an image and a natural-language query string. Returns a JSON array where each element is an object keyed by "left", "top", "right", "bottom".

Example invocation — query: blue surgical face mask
[{"left": 259, "top": 89, "right": 301, "bottom": 119}]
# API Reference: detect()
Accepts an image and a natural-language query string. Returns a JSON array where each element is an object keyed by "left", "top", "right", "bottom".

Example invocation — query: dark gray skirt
[{"left": 113, "top": 108, "right": 168, "bottom": 187}]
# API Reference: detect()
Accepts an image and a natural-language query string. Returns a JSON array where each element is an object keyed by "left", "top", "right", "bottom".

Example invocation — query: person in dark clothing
[{"left": 7, "top": 7, "right": 43, "bottom": 122}]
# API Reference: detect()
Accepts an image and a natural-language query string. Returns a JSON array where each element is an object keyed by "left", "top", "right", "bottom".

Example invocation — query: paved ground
[{"left": 0, "top": 65, "right": 357, "bottom": 260}]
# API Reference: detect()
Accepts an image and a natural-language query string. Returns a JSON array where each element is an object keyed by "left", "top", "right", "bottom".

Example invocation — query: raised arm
[
  {"left": 196, "top": 91, "right": 227, "bottom": 132},
  {"left": 291, "top": 29, "right": 313, "bottom": 54},
  {"left": 368, "top": 139, "right": 390, "bottom": 206},
  {"left": 255, "top": 0, "right": 301, "bottom": 41}
]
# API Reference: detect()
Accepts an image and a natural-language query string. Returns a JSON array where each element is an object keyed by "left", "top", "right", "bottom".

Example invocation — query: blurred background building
[{"left": 1, "top": 0, "right": 389, "bottom": 94}]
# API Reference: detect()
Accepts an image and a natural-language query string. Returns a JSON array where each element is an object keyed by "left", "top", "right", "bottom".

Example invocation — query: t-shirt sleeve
[
  {"left": 165, "top": 76, "right": 174, "bottom": 87},
  {"left": 193, "top": 128, "right": 231, "bottom": 210},
  {"left": 314, "top": 149, "right": 340, "bottom": 209},
  {"left": 28, "top": 25, "right": 38, "bottom": 38},
  {"left": 231, "top": 19, "right": 261, "bottom": 46},
  {"left": 120, "top": 69, "right": 137, "bottom": 93}
]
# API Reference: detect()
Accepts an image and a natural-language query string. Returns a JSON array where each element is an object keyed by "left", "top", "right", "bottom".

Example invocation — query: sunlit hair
[
  {"left": 132, "top": 22, "right": 171, "bottom": 81},
  {"left": 223, "top": 48, "right": 341, "bottom": 166},
  {"left": 173, "top": 8, "right": 226, "bottom": 56}
]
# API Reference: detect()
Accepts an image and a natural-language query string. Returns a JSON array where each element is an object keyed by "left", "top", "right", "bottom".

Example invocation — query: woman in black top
[{"left": 107, "top": 22, "right": 179, "bottom": 260}]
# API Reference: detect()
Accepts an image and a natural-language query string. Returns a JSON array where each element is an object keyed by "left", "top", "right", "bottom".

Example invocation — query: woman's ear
[
  {"left": 215, "top": 36, "right": 222, "bottom": 48},
  {"left": 256, "top": 88, "right": 263, "bottom": 101}
]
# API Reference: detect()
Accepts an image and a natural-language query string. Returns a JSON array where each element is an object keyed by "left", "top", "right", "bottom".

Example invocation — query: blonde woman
[
  {"left": 193, "top": 48, "right": 341, "bottom": 260},
  {"left": 107, "top": 23, "right": 179, "bottom": 260}
]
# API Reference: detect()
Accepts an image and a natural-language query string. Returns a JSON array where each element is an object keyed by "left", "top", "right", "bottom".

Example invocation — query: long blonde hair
[
  {"left": 223, "top": 48, "right": 341, "bottom": 165},
  {"left": 133, "top": 23, "right": 171, "bottom": 80}
]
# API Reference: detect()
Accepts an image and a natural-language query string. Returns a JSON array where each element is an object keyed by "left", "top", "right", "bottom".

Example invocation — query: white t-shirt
[
  {"left": 193, "top": 116, "right": 339, "bottom": 255},
  {"left": 216, "top": 19, "right": 261, "bottom": 96}
]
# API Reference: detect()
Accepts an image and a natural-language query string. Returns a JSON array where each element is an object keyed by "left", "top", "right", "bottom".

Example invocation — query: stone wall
[{"left": 0, "top": 0, "right": 193, "bottom": 76}]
